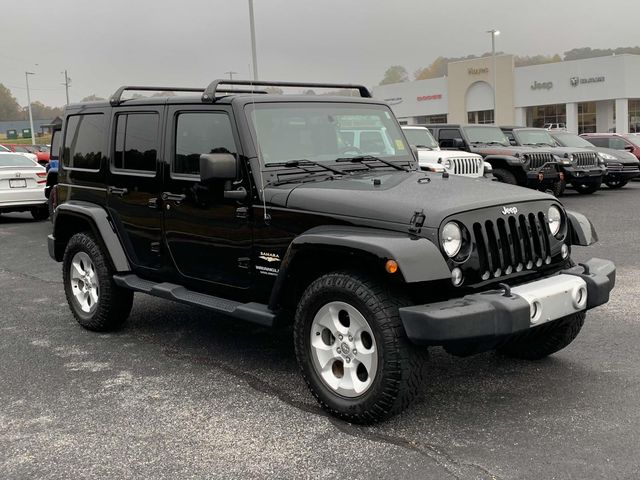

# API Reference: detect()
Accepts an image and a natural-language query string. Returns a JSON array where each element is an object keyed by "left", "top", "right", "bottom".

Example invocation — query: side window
[
  {"left": 174, "top": 112, "right": 237, "bottom": 176},
  {"left": 113, "top": 113, "right": 159, "bottom": 172},
  {"left": 438, "top": 128, "right": 462, "bottom": 148},
  {"left": 360, "top": 131, "right": 386, "bottom": 153},
  {"left": 63, "top": 113, "right": 106, "bottom": 170},
  {"left": 609, "top": 138, "right": 627, "bottom": 150},
  {"left": 587, "top": 137, "right": 608, "bottom": 148}
]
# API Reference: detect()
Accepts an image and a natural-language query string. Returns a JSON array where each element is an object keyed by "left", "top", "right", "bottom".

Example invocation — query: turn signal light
[{"left": 385, "top": 260, "right": 398, "bottom": 274}]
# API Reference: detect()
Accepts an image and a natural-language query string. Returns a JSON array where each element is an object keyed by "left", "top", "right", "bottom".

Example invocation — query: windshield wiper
[
  {"left": 414, "top": 144, "right": 434, "bottom": 150},
  {"left": 335, "top": 155, "right": 409, "bottom": 172},
  {"left": 266, "top": 159, "right": 346, "bottom": 175}
]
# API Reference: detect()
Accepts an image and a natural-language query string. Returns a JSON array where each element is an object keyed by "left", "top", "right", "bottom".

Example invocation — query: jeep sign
[{"left": 531, "top": 81, "right": 553, "bottom": 90}]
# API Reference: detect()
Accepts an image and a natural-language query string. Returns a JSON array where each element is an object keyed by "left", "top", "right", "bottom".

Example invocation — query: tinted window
[
  {"left": 114, "top": 113, "right": 159, "bottom": 172},
  {"left": 438, "top": 129, "right": 462, "bottom": 141},
  {"left": 175, "top": 113, "right": 237, "bottom": 175},
  {"left": 609, "top": 138, "right": 627, "bottom": 150},
  {"left": 63, "top": 114, "right": 105, "bottom": 170},
  {"left": 50, "top": 130, "right": 62, "bottom": 160},
  {"left": 586, "top": 137, "right": 608, "bottom": 148}
]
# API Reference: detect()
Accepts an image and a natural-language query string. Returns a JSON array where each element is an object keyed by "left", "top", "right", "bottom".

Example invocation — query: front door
[
  {"left": 106, "top": 107, "right": 164, "bottom": 273},
  {"left": 162, "top": 106, "right": 253, "bottom": 293}
]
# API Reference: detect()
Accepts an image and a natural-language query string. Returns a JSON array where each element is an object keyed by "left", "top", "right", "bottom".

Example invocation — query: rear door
[{"left": 106, "top": 106, "right": 165, "bottom": 273}]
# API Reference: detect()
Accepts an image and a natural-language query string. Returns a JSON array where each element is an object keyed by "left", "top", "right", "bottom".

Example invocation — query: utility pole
[
  {"left": 25, "top": 72, "right": 36, "bottom": 146},
  {"left": 61, "top": 70, "right": 71, "bottom": 104},
  {"left": 487, "top": 29, "right": 500, "bottom": 124},
  {"left": 248, "top": 0, "right": 258, "bottom": 80}
]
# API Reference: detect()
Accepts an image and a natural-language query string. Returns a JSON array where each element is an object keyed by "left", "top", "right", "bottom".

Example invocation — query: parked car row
[
  {"left": 0, "top": 143, "right": 50, "bottom": 166},
  {"left": 0, "top": 152, "right": 49, "bottom": 220},
  {"left": 406, "top": 124, "right": 640, "bottom": 195}
]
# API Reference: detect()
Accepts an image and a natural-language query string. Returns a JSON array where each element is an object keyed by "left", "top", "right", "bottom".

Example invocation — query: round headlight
[
  {"left": 441, "top": 222, "right": 462, "bottom": 257},
  {"left": 548, "top": 205, "right": 562, "bottom": 236},
  {"left": 444, "top": 159, "right": 452, "bottom": 170}
]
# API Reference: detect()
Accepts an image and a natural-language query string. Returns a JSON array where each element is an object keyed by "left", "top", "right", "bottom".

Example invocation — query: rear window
[
  {"left": 63, "top": 113, "right": 106, "bottom": 170},
  {"left": 0, "top": 154, "right": 37, "bottom": 167}
]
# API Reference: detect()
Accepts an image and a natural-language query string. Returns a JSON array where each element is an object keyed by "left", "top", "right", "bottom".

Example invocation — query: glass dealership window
[
  {"left": 578, "top": 102, "right": 596, "bottom": 134},
  {"left": 467, "top": 110, "right": 494, "bottom": 124},
  {"left": 415, "top": 114, "right": 447, "bottom": 124},
  {"left": 629, "top": 99, "right": 640, "bottom": 133},
  {"left": 530, "top": 104, "right": 566, "bottom": 128}
]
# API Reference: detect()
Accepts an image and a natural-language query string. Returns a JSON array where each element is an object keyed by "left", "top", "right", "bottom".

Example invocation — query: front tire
[
  {"left": 549, "top": 179, "right": 566, "bottom": 197},
  {"left": 605, "top": 179, "right": 628, "bottom": 189},
  {"left": 573, "top": 180, "right": 602, "bottom": 194},
  {"left": 293, "top": 272, "right": 426, "bottom": 424},
  {"left": 62, "top": 232, "right": 133, "bottom": 331},
  {"left": 492, "top": 168, "right": 518, "bottom": 185},
  {"left": 497, "top": 312, "right": 585, "bottom": 360},
  {"left": 31, "top": 206, "right": 49, "bottom": 221}
]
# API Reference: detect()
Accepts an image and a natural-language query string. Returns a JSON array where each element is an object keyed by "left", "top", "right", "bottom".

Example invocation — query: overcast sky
[{"left": 3, "top": 0, "right": 640, "bottom": 107}]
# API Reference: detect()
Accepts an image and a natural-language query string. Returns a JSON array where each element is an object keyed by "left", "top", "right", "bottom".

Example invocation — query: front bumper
[
  {"left": 525, "top": 164, "right": 561, "bottom": 188},
  {"left": 399, "top": 258, "right": 615, "bottom": 345},
  {"left": 562, "top": 166, "right": 605, "bottom": 184},
  {"left": 604, "top": 168, "right": 640, "bottom": 183}
]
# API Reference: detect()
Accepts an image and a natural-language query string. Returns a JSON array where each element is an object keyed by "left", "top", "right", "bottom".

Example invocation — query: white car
[
  {"left": 402, "top": 126, "right": 490, "bottom": 178},
  {"left": 0, "top": 152, "right": 49, "bottom": 220}
]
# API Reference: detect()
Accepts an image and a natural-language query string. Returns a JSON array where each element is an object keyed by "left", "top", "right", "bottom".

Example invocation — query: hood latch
[{"left": 408, "top": 210, "right": 426, "bottom": 234}]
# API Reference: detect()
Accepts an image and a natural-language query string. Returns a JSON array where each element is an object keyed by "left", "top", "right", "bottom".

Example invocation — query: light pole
[
  {"left": 487, "top": 29, "right": 500, "bottom": 123},
  {"left": 248, "top": 0, "right": 258, "bottom": 80},
  {"left": 25, "top": 71, "right": 36, "bottom": 146},
  {"left": 224, "top": 71, "right": 239, "bottom": 80},
  {"left": 61, "top": 70, "right": 71, "bottom": 105}
]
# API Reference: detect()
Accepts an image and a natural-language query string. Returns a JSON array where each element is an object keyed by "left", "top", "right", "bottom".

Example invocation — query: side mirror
[
  {"left": 625, "top": 145, "right": 635, "bottom": 152},
  {"left": 49, "top": 129, "right": 61, "bottom": 161},
  {"left": 509, "top": 139, "right": 517, "bottom": 146},
  {"left": 199, "top": 153, "right": 238, "bottom": 181},
  {"left": 453, "top": 138, "right": 465, "bottom": 148}
]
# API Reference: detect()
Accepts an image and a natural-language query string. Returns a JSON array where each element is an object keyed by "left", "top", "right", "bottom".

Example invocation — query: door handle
[
  {"left": 108, "top": 186, "right": 128, "bottom": 197},
  {"left": 147, "top": 198, "right": 159, "bottom": 209},
  {"left": 161, "top": 192, "right": 186, "bottom": 204}
]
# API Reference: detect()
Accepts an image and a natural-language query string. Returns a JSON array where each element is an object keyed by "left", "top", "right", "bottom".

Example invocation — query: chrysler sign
[{"left": 570, "top": 76, "right": 605, "bottom": 87}]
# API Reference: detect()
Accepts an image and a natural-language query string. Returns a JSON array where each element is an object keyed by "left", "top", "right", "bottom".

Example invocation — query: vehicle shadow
[{"left": 0, "top": 213, "right": 43, "bottom": 224}]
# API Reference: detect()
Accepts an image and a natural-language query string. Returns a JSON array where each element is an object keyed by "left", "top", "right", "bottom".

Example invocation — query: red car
[
  {"left": 580, "top": 133, "right": 640, "bottom": 161},
  {"left": 1, "top": 144, "right": 50, "bottom": 165}
]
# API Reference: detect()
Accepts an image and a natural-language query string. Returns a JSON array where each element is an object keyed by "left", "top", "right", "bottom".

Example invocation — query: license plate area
[
  {"left": 511, "top": 274, "right": 588, "bottom": 326},
  {"left": 9, "top": 179, "right": 27, "bottom": 188}
]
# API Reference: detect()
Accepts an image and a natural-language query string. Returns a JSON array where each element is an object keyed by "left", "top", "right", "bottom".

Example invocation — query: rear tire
[
  {"left": 62, "top": 232, "right": 133, "bottom": 331},
  {"left": 497, "top": 312, "right": 585, "bottom": 360},
  {"left": 550, "top": 179, "right": 566, "bottom": 197},
  {"left": 573, "top": 180, "right": 601, "bottom": 194},
  {"left": 492, "top": 168, "right": 518, "bottom": 185},
  {"left": 30, "top": 206, "right": 49, "bottom": 221},
  {"left": 293, "top": 271, "right": 426, "bottom": 424},
  {"left": 605, "top": 179, "right": 628, "bottom": 189}
]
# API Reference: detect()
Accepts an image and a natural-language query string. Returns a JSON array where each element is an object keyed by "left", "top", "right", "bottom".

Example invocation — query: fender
[
  {"left": 51, "top": 201, "right": 131, "bottom": 271},
  {"left": 483, "top": 154, "right": 524, "bottom": 167},
  {"left": 566, "top": 210, "right": 598, "bottom": 246},
  {"left": 269, "top": 225, "right": 451, "bottom": 309}
]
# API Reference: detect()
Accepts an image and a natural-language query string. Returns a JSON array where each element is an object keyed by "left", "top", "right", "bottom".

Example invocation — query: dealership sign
[
  {"left": 384, "top": 97, "right": 403, "bottom": 105},
  {"left": 417, "top": 94, "right": 443, "bottom": 101},
  {"left": 530, "top": 80, "right": 553, "bottom": 90},
  {"left": 468, "top": 67, "right": 489, "bottom": 75},
  {"left": 570, "top": 76, "right": 605, "bottom": 87}
]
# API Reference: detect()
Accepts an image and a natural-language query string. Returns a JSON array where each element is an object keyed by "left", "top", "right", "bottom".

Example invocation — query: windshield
[
  {"left": 625, "top": 135, "right": 640, "bottom": 147},
  {"left": 462, "top": 126, "right": 510, "bottom": 146},
  {"left": 514, "top": 129, "right": 556, "bottom": 146},
  {"left": 246, "top": 103, "right": 412, "bottom": 165},
  {"left": 0, "top": 154, "right": 37, "bottom": 167},
  {"left": 402, "top": 128, "right": 438, "bottom": 148},
  {"left": 551, "top": 132, "right": 594, "bottom": 148}
]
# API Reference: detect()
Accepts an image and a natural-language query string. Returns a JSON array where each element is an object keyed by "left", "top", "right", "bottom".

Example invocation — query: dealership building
[{"left": 371, "top": 53, "right": 640, "bottom": 134}]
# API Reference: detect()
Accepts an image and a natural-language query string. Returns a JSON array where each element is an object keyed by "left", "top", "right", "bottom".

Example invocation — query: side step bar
[{"left": 113, "top": 274, "right": 275, "bottom": 327}]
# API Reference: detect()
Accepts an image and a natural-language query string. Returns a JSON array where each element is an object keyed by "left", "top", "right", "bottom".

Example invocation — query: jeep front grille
[
  {"left": 449, "top": 157, "right": 483, "bottom": 176},
  {"left": 472, "top": 212, "right": 551, "bottom": 278},
  {"left": 573, "top": 152, "right": 597, "bottom": 167},
  {"left": 525, "top": 152, "right": 554, "bottom": 170}
]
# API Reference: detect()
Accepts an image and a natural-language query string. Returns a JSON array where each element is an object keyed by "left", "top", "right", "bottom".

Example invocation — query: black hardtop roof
[{"left": 424, "top": 123, "right": 504, "bottom": 129}]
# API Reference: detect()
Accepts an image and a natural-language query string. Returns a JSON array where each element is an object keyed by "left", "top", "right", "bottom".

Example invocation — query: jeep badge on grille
[{"left": 502, "top": 206, "right": 518, "bottom": 215}]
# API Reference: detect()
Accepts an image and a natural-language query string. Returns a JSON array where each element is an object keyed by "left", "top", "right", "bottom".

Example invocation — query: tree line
[{"left": 379, "top": 46, "right": 640, "bottom": 85}]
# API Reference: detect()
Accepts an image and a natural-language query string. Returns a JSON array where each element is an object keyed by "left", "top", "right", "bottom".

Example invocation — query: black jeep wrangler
[
  {"left": 501, "top": 127, "right": 606, "bottom": 195},
  {"left": 426, "top": 124, "right": 564, "bottom": 196},
  {"left": 47, "top": 80, "right": 615, "bottom": 423}
]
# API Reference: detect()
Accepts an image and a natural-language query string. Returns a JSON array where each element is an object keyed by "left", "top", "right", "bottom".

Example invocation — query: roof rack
[
  {"left": 109, "top": 85, "right": 267, "bottom": 106},
  {"left": 201, "top": 79, "right": 372, "bottom": 102}
]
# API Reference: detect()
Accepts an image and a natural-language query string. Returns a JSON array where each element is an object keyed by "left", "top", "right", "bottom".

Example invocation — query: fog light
[
  {"left": 451, "top": 268, "right": 463, "bottom": 286},
  {"left": 530, "top": 300, "right": 542, "bottom": 323},
  {"left": 561, "top": 244, "right": 569, "bottom": 259}
]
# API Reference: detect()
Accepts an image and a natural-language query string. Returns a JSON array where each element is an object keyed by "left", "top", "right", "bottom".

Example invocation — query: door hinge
[
  {"left": 150, "top": 242, "right": 161, "bottom": 254},
  {"left": 408, "top": 210, "right": 426, "bottom": 234},
  {"left": 237, "top": 257, "right": 251, "bottom": 269}
]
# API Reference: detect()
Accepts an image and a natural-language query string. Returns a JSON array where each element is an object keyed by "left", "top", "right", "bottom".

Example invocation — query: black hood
[{"left": 265, "top": 171, "right": 552, "bottom": 228}]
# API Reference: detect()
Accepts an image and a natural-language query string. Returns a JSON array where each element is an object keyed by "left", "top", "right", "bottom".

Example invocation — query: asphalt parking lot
[{"left": 1, "top": 184, "right": 639, "bottom": 480}]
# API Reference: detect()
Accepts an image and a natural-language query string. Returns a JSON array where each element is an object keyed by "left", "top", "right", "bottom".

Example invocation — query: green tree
[
  {"left": 379, "top": 65, "right": 409, "bottom": 85},
  {"left": 29, "top": 101, "right": 64, "bottom": 120},
  {"left": 0, "top": 84, "right": 24, "bottom": 121}
]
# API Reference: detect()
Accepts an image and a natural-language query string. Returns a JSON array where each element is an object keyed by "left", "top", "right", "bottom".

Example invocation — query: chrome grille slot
[
  {"left": 448, "top": 157, "right": 482, "bottom": 176},
  {"left": 574, "top": 152, "right": 597, "bottom": 167},
  {"left": 473, "top": 210, "right": 550, "bottom": 279}
]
